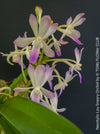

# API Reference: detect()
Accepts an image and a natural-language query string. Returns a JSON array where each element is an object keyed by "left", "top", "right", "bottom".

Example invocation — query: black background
[{"left": 0, "top": 0, "right": 100, "bottom": 134}]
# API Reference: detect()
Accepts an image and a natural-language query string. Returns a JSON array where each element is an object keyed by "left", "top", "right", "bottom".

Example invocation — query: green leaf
[
  {"left": 0, "top": 116, "right": 20, "bottom": 134},
  {"left": 0, "top": 96, "right": 83, "bottom": 134}
]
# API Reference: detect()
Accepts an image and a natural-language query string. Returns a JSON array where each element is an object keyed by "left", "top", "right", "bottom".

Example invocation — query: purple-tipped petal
[
  {"left": 72, "top": 13, "right": 85, "bottom": 25},
  {"left": 59, "top": 39, "right": 68, "bottom": 45},
  {"left": 74, "top": 47, "right": 84, "bottom": 63},
  {"left": 45, "top": 65, "right": 53, "bottom": 89},
  {"left": 58, "top": 88, "right": 63, "bottom": 97},
  {"left": 41, "top": 67, "right": 53, "bottom": 86},
  {"left": 29, "top": 46, "right": 40, "bottom": 64},
  {"left": 14, "top": 87, "right": 31, "bottom": 92},
  {"left": 43, "top": 23, "right": 58, "bottom": 39},
  {"left": 24, "top": 32, "right": 27, "bottom": 38},
  {"left": 28, "top": 64, "right": 35, "bottom": 86},
  {"left": 73, "top": 18, "right": 86, "bottom": 27},
  {"left": 43, "top": 42, "right": 55, "bottom": 57},
  {"left": 74, "top": 47, "right": 80, "bottom": 62},
  {"left": 34, "top": 65, "right": 45, "bottom": 86},
  {"left": 48, "top": 79, "right": 53, "bottom": 90},
  {"left": 29, "top": 14, "right": 38, "bottom": 36},
  {"left": 39, "top": 15, "right": 51, "bottom": 37},
  {"left": 65, "top": 71, "right": 70, "bottom": 82},
  {"left": 77, "top": 71, "right": 82, "bottom": 83},
  {"left": 30, "top": 90, "right": 40, "bottom": 103},
  {"left": 41, "top": 87, "right": 55, "bottom": 99},
  {"left": 69, "top": 35, "right": 83, "bottom": 45},
  {"left": 66, "top": 17, "right": 72, "bottom": 25},
  {"left": 55, "top": 45, "right": 61, "bottom": 56},
  {"left": 57, "top": 108, "right": 66, "bottom": 113},
  {"left": 79, "top": 48, "right": 84, "bottom": 60},
  {"left": 14, "top": 37, "right": 34, "bottom": 48}
]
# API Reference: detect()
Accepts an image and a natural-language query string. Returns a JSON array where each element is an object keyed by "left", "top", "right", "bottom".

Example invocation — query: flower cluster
[{"left": 0, "top": 6, "right": 85, "bottom": 113}]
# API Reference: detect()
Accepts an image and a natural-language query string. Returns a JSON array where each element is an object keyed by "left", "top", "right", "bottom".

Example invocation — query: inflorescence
[{"left": 0, "top": 6, "right": 86, "bottom": 113}]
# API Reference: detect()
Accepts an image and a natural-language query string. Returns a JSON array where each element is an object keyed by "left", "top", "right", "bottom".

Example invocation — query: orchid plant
[{"left": 0, "top": 6, "right": 86, "bottom": 134}]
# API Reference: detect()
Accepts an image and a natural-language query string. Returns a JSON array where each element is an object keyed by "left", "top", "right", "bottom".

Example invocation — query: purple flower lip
[{"left": 29, "top": 46, "right": 40, "bottom": 64}]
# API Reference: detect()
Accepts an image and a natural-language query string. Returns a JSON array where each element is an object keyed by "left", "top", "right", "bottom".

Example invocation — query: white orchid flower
[
  {"left": 14, "top": 6, "right": 58, "bottom": 64},
  {"left": 14, "top": 64, "right": 55, "bottom": 103}
]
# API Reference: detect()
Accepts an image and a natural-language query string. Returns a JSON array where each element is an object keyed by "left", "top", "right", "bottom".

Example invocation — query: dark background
[{"left": 0, "top": 0, "right": 100, "bottom": 134}]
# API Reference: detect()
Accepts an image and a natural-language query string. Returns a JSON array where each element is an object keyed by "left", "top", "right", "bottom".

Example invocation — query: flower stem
[
  {"left": 0, "top": 93, "right": 12, "bottom": 98},
  {"left": 42, "top": 58, "right": 78, "bottom": 64},
  {"left": 57, "top": 25, "right": 67, "bottom": 29},
  {"left": 20, "top": 55, "right": 28, "bottom": 84}
]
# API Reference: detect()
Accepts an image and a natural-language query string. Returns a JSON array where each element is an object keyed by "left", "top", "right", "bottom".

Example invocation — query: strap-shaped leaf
[
  {"left": 0, "top": 116, "right": 20, "bottom": 134},
  {"left": 0, "top": 96, "right": 83, "bottom": 134}
]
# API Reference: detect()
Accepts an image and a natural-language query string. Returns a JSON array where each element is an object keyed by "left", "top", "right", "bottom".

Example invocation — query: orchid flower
[
  {"left": 0, "top": 32, "right": 30, "bottom": 68},
  {"left": 51, "top": 34, "right": 68, "bottom": 56},
  {"left": 14, "top": 64, "right": 55, "bottom": 103},
  {"left": 69, "top": 47, "right": 84, "bottom": 83},
  {"left": 58, "top": 13, "right": 86, "bottom": 45},
  {"left": 14, "top": 6, "right": 58, "bottom": 64},
  {"left": 0, "top": 45, "right": 30, "bottom": 69},
  {"left": 54, "top": 69, "right": 77, "bottom": 91},
  {"left": 41, "top": 92, "right": 66, "bottom": 113},
  {"left": 12, "top": 52, "right": 26, "bottom": 69}
]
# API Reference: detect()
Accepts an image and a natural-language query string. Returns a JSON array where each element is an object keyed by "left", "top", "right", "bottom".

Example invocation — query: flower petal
[
  {"left": 79, "top": 48, "right": 84, "bottom": 61},
  {"left": 45, "top": 65, "right": 53, "bottom": 89},
  {"left": 74, "top": 47, "right": 80, "bottom": 63},
  {"left": 54, "top": 43, "right": 61, "bottom": 56},
  {"left": 68, "top": 35, "right": 83, "bottom": 45},
  {"left": 59, "top": 39, "right": 68, "bottom": 45},
  {"left": 39, "top": 15, "right": 51, "bottom": 37},
  {"left": 14, "top": 87, "right": 32, "bottom": 92},
  {"left": 71, "top": 29, "right": 81, "bottom": 38},
  {"left": 28, "top": 64, "right": 35, "bottom": 86},
  {"left": 57, "top": 108, "right": 66, "bottom": 112},
  {"left": 14, "top": 37, "right": 35, "bottom": 48},
  {"left": 41, "top": 67, "right": 53, "bottom": 86},
  {"left": 41, "top": 87, "right": 55, "bottom": 99},
  {"left": 30, "top": 90, "right": 40, "bottom": 103},
  {"left": 29, "top": 14, "right": 38, "bottom": 36},
  {"left": 48, "top": 78, "right": 53, "bottom": 90},
  {"left": 72, "top": 13, "right": 85, "bottom": 25},
  {"left": 43, "top": 23, "right": 58, "bottom": 39},
  {"left": 50, "top": 92, "right": 58, "bottom": 111},
  {"left": 76, "top": 70, "right": 82, "bottom": 83},
  {"left": 73, "top": 18, "right": 86, "bottom": 27},
  {"left": 66, "top": 17, "right": 72, "bottom": 25},
  {"left": 29, "top": 46, "right": 40, "bottom": 64},
  {"left": 34, "top": 65, "right": 45, "bottom": 86},
  {"left": 43, "top": 42, "right": 55, "bottom": 57},
  {"left": 58, "top": 88, "right": 63, "bottom": 97},
  {"left": 23, "top": 32, "right": 27, "bottom": 38}
]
